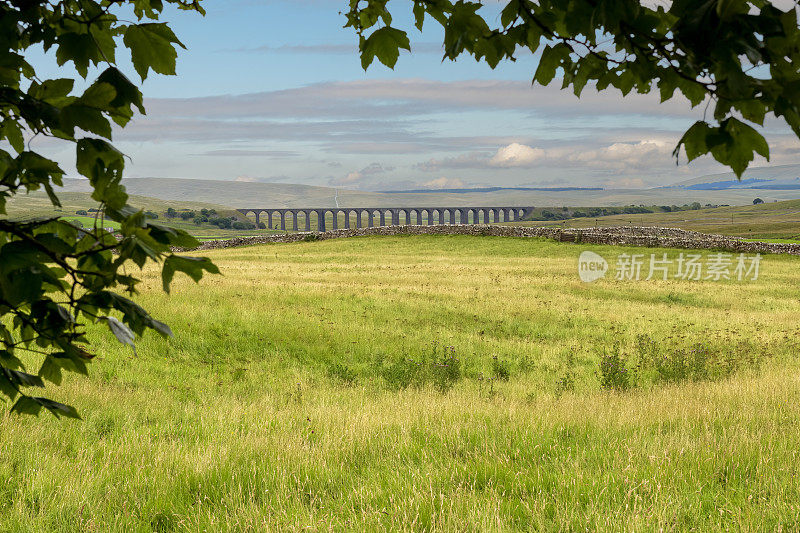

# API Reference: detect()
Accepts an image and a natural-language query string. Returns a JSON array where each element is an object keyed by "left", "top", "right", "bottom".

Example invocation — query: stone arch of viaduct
[{"left": 236, "top": 207, "right": 536, "bottom": 232}]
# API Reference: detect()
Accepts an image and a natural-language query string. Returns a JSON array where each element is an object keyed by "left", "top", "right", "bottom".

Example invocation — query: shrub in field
[
  {"left": 628, "top": 335, "right": 767, "bottom": 388},
  {"left": 555, "top": 371, "right": 575, "bottom": 396},
  {"left": 555, "top": 352, "right": 577, "bottom": 396},
  {"left": 327, "top": 363, "right": 357, "bottom": 386},
  {"left": 598, "top": 348, "right": 630, "bottom": 391},
  {"left": 75, "top": 209, "right": 88, "bottom": 215},
  {"left": 209, "top": 217, "right": 232, "bottom": 229},
  {"left": 491, "top": 356, "right": 511, "bottom": 381},
  {"left": 380, "top": 344, "right": 462, "bottom": 393}
]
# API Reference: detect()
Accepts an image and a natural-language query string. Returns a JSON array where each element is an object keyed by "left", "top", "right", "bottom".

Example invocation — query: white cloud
[
  {"left": 422, "top": 177, "right": 466, "bottom": 189},
  {"left": 602, "top": 177, "right": 647, "bottom": 188},
  {"left": 327, "top": 162, "right": 392, "bottom": 187},
  {"left": 568, "top": 140, "right": 672, "bottom": 171},
  {"left": 414, "top": 152, "right": 491, "bottom": 171},
  {"left": 489, "top": 143, "right": 546, "bottom": 167},
  {"left": 330, "top": 171, "right": 363, "bottom": 186}
]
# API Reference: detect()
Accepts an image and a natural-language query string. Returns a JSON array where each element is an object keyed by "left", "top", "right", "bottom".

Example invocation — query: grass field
[
  {"left": 522, "top": 199, "right": 800, "bottom": 240},
  {"left": 1, "top": 235, "right": 800, "bottom": 530}
]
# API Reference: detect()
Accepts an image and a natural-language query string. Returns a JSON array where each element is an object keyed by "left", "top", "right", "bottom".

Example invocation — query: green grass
[
  {"left": 2, "top": 235, "right": 800, "bottom": 530},
  {"left": 62, "top": 215, "right": 121, "bottom": 230},
  {"left": 518, "top": 199, "right": 800, "bottom": 240}
]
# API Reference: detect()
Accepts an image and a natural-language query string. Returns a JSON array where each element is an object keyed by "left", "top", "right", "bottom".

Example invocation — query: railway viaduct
[{"left": 236, "top": 207, "right": 536, "bottom": 232}]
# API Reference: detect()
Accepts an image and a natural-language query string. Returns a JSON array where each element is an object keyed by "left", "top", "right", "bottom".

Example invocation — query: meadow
[
  {"left": 2, "top": 235, "right": 800, "bottom": 531},
  {"left": 523, "top": 199, "right": 800, "bottom": 240}
]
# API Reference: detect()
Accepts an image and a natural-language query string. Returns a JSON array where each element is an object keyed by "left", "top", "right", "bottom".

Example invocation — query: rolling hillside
[
  {"left": 46, "top": 175, "right": 800, "bottom": 209},
  {"left": 520, "top": 198, "right": 800, "bottom": 239}
]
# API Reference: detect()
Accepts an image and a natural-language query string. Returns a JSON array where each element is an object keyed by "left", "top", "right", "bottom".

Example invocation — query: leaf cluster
[
  {"left": 0, "top": 0, "right": 216, "bottom": 419},
  {"left": 346, "top": 0, "right": 800, "bottom": 176}
]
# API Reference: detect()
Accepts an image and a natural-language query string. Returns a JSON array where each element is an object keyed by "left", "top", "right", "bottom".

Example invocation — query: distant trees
[
  {"left": 165, "top": 208, "right": 177, "bottom": 219},
  {"left": 753, "top": 198, "right": 765, "bottom": 204},
  {"left": 75, "top": 210, "right": 88, "bottom": 215}
]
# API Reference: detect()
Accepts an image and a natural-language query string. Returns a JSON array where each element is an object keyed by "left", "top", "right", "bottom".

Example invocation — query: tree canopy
[
  {"left": 0, "top": 0, "right": 216, "bottom": 419},
  {"left": 347, "top": 0, "right": 800, "bottom": 177}
]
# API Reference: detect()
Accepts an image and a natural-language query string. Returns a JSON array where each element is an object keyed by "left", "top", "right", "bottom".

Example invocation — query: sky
[{"left": 31, "top": 0, "right": 800, "bottom": 191}]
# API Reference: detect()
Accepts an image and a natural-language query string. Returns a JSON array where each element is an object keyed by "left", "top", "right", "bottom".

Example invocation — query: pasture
[
  {"left": 524, "top": 199, "right": 800, "bottom": 240},
  {"left": 2, "top": 235, "right": 800, "bottom": 531}
]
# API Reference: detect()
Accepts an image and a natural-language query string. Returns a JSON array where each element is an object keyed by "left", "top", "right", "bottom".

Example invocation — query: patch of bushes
[
  {"left": 327, "top": 363, "right": 357, "bottom": 386},
  {"left": 75, "top": 209, "right": 88, "bottom": 215},
  {"left": 598, "top": 334, "right": 767, "bottom": 392},
  {"left": 598, "top": 348, "right": 630, "bottom": 391},
  {"left": 555, "top": 352, "right": 577, "bottom": 396},
  {"left": 491, "top": 356, "right": 510, "bottom": 381},
  {"left": 379, "top": 344, "right": 462, "bottom": 393},
  {"left": 208, "top": 217, "right": 232, "bottom": 229},
  {"left": 232, "top": 221, "right": 255, "bottom": 230}
]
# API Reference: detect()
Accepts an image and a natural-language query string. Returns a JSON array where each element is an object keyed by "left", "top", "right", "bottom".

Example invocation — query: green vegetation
[
  {"left": 0, "top": 0, "right": 216, "bottom": 419},
  {"left": 2, "top": 235, "right": 799, "bottom": 529},
  {"left": 518, "top": 198, "right": 800, "bottom": 240}
]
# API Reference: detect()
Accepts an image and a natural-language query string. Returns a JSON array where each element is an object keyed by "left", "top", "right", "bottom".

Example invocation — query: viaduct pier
[{"left": 237, "top": 206, "right": 536, "bottom": 232}]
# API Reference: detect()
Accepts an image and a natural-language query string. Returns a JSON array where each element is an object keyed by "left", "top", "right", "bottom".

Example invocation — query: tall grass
[{"left": 1, "top": 235, "right": 799, "bottom": 531}]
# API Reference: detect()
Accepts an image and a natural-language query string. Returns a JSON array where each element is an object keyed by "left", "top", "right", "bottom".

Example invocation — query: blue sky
[{"left": 34, "top": 0, "right": 800, "bottom": 190}]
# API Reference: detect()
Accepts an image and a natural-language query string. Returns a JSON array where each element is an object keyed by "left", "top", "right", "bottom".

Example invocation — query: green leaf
[
  {"left": 104, "top": 316, "right": 137, "bottom": 353},
  {"left": 10, "top": 396, "right": 42, "bottom": 417},
  {"left": 161, "top": 255, "right": 220, "bottom": 293},
  {"left": 28, "top": 78, "right": 74, "bottom": 102},
  {"left": 61, "top": 82, "right": 117, "bottom": 139},
  {"left": 38, "top": 356, "right": 63, "bottom": 386},
  {"left": 11, "top": 396, "right": 80, "bottom": 419},
  {"left": 97, "top": 67, "right": 146, "bottom": 115},
  {"left": 533, "top": 43, "right": 571, "bottom": 86},
  {"left": 123, "top": 23, "right": 185, "bottom": 80},
  {"left": 360, "top": 27, "right": 411, "bottom": 70},
  {"left": 75, "top": 138, "right": 127, "bottom": 209},
  {"left": 0, "top": 119, "right": 24, "bottom": 153},
  {"left": 674, "top": 120, "right": 712, "bottom": 162},
  {"left": 3, "top": 368, "right": 45, "bottom": 388},
  {"left": 36, "top": 397, "right": 81, "bottom": 420},
  {"left": 0, "top": 350, "right": 23, "bottom": 371}
]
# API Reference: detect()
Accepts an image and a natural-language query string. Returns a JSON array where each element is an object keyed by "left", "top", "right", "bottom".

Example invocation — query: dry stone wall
[{"left": 190, "top": 225, "right": 800, "bottom": 255}]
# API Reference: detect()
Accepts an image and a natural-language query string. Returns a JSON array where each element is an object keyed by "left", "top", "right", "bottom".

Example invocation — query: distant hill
[
  {"left": 39, "top": 174, "right": 800, "bottom": 209},
  {"left": 669, "top": 164, "right": 800, "bottom": 189},
  {"left": 378, "top": 186, "right": 604, "bottom": 194}
]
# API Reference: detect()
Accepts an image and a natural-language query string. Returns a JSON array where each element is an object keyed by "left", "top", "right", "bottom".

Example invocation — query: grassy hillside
[
  {"left": 519, "top": 199, "right": 800, "bottom": 239},
  {"left": 8, "top": 187, "right": 800, "bottom": 241},
  {"left": 2, "top": 235, "right": 799, "bottom": 530},
  {"left": 670, "top": 163, "right": 800, "bottom": 187},
  {"left": 51, "top": 177, "right": 800, "bottom": 208},
  {"left": 4, "top": 191, "right": 231, "bottom": 220}
]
